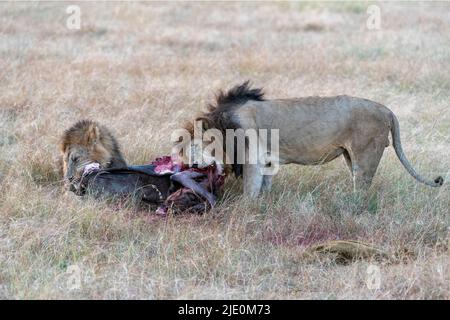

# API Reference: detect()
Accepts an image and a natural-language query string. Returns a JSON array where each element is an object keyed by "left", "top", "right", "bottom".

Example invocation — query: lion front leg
[{"left": 243, "top": 164, "right": 264, "bottom": 198}]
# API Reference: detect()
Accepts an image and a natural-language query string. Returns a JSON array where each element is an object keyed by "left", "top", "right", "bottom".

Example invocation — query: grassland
[{"left": 0, "top": 1, "right": 448, "bottom": 299}]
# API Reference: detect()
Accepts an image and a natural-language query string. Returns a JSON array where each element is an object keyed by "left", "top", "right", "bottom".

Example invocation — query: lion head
[
  {"left": 179, "top": 81, "right": 264, "bottom": 176},
  {"left": 59, "top": 120, "right": 127, "bottom": 186}
]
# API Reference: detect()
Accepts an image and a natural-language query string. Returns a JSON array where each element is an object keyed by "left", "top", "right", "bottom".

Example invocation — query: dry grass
[{"left": 0, "top": 2, "right": 449, "bottom": 299}]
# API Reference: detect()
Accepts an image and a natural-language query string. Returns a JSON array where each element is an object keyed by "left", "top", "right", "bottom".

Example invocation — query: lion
[
  {"left": 59, "top": 120, "right": 127, "bottom": 189},
  {"left": 185, "top": 81, "right": 444, "bottom": 198}
]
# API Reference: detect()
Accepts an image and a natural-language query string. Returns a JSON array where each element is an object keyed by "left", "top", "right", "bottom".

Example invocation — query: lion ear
[{"left": 86, "top": 124, "right": 100, "bottom": 145}]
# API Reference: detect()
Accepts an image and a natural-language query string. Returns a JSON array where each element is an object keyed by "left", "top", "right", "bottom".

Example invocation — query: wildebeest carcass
[{"left": 70, "top": 156, "right": 225, "bottom": 214}]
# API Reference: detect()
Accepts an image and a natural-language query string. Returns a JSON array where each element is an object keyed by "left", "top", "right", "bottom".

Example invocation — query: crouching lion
[
  {"left": 59, "top": 120, "right": 127, "bottom": 189},
  {"left": 188, "top": 81, "right": 443, "bottom": 198}
]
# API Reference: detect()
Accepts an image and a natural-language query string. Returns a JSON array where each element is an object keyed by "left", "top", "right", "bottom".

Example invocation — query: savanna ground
[{"left": 0, "top": 1, "right": 449, "bottom": 299}]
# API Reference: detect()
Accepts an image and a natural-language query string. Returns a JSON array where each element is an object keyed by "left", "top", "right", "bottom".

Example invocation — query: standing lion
[{"left": 188, "top": 81, "right": 443, "bottom": 198}]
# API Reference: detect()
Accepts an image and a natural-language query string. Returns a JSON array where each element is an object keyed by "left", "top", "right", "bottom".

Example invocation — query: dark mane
[
  {"left": 60, "top": 119, "right": 123, "bottom": 157},
  {"left": 183, "top": 81, "right": 265, "bottom": 177},
  {"left": 62, "top": 119, "right": 95, "bottom": 138},
  {"left": 213, "top": 80, "right": 265, "bottom": 108},
  {"left": 195, "top": 81, "right": 265, "bottom": 131}
]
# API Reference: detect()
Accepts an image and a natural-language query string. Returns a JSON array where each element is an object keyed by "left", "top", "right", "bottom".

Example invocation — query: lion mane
[{"left": 184, "top": 80, "right": 265, "bottom": 177}]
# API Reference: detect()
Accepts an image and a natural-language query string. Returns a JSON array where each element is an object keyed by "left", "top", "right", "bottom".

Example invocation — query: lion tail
[{"left": 390, "top": 112, "right": 443, "bottom": 187}]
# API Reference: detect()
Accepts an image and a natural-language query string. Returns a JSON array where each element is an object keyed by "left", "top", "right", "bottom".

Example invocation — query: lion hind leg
[
  {"left": 342, "top": 150, "right": 355, "bottom": 190},
  {"left": 350, "top": 140, "right": 386, "bottom": 192}
]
